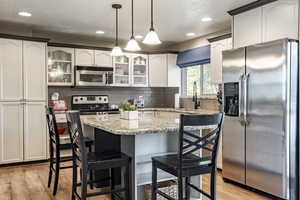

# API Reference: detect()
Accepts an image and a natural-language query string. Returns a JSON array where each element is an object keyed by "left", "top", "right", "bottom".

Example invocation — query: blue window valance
[{"left": 176, "top": 45, "right": 210, "bottom": 68}]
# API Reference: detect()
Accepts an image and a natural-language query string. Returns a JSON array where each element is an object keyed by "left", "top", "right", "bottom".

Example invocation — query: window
[{"left": 184, "top": 64, "right": 218, "bottom": 97}]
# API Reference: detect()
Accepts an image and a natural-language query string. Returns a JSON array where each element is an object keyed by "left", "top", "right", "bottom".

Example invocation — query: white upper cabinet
[
  {"left": 0, "top": 102, "right": 24, "bottom": 164},
  {"left": 233, "top": 0, "right": 299, "bottom": 48},
  {"left": 149, "top": 54, "right": 168, "bottom": 87},
  {"left": 211, "top": 38, "right": 232, "bottom": 84},
  {"left": 23, "top": 41, "right": 46, "bottom": 101},
  {"left": 167, "top": 54, "right": 181, "bottom": 88},
  {"left": 113, "top": 54, "right": 131, "bottom": 86},
  {"left": 0, "top": 39, "right": 23, "bottom": 101},
  {"left": 75, "top": 49, "right": 94, "bottom": 66},
  {"left": 234, "top": 8, "right": 262, "bottom": 48},
  {"left": 95, "top": 50, "right": 112, "bottom": 67},
  {"left": 48, "top": 47, "right": 75, "bottom": 86},
  {"left": 262, "top": 0, "right": 298, "bottom": 41},
  {"left": 131, "top": 54, "right": 148, "bottom": 87},
  {"left": 24, "top": 102, "right": 47, "bottom": 161}
]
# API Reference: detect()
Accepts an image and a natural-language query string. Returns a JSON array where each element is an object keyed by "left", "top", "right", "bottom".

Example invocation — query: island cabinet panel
[
  {"left": 94, "top": 50, "right": 112, "bottom": 67},
  {"left": 23, "top": 41, "right": 47, "bottom": 101},
  {"left": 0, "top": 38, "right": 23, "bottom": 101},
  {"left": 0, "top": 102, "right": 24, "bottom": 164},
  {"left": 75, "top": 49, "right": 95, "bottom": 66},
  {"left": 24, "top": 102, "right": 47, "bottom": 161},
  {"left": 148, "top": 54, "right": 168, "bottom": 87},
  {"left": 233, "top": 8, "right": 262, "bottom": 48},
  {"left": 262, "top": 0, "right": 298, "bottom": 41}
]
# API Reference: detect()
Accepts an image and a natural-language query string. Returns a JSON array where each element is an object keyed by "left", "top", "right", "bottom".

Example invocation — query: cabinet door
[
  {"left": 149, "top": 54, "right": 168, "bottom": 87},
  {"left": 48, "top": 47, "right": 74, "bottom": 86},
  {"left": 23, "top": 41, "right": 46, "bottom": 101},
  {"left": 262, "top": 0, "right": 298, "bottom": 41},
  {"left": 113, "top": 55, "right": 131, "bottom": 86},
  {"left": 210, "top": 42, "right": 224, "bottom": 84},
  {"left": 132, "top": 54, "right": 148, "bottom": 87},
  {"left": 94, "top": 50, "right": 112, "bottom": 67},
  {"left": 75, "top": 49, "right": 94, "bottom": 66},
  {"left": 0, "top": 39, "right": 23, "bottom": 101},
  {"left": 234, "top": 8, "right": 262, "bottom": 48},
  {"left": 24, "top": 102, "right": 47, "bottom": 161},
  {"left": 0, "top": 102, "right": 23, "bottom": 164},
  {"left": 167, "top": 54, "right": 181, "bottom": 88}
]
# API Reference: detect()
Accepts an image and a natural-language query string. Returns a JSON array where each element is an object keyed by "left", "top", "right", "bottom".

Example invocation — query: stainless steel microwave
[{"left": 75, "top": 66, "right": 113, "bottom": 86}]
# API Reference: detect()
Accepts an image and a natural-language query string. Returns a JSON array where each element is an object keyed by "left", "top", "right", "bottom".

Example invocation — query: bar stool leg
[
  {"left": 71, "top": 159, "right": 78, "bottom": 200},
  {"left": 210, "top": 168, "right": 217, "bottom": 200},
  {"left": 53, "top": 154, "right": 60, "bottom": 195},
  {"left": 47, "top": 143, "right": 54, "bottom": 188},
  {"left": 81, "top": 168, "right": 88, "bottom": 200},
  {"left": 178, "top": 176, "right": 184, "bottom": 200},
  {"left": 125, "top": 164, "right": 130, "bottom": 200},
  {"left": 185, "top": 177, "right": 191, "bottom": 200},
  {"left": 110, "top": 168, "right": 115, "bottom": 200},
  {"left": 152, "top": 162, "right": 157, "bottom": 200},
  {"left": 88, "top": 144, "right": 94, "bottom": 190}
]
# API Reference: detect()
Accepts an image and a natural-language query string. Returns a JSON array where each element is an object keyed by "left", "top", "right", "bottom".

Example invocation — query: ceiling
[{"left": 0, "top": 0, "right": 255, "bottom": 42}]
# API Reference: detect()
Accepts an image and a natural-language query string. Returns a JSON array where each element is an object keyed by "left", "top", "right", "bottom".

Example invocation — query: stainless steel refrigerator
[{"left": 222, "top": 39, "right": 298, "bottom": 200}]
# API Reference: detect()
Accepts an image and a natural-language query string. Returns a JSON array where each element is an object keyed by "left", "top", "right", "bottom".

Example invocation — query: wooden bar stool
[
  {"left": 151, "top": 113, "right": 224, "bottom": 200},
  {"left": 46, "top": 107, "right": 94, "bottom": 195},
  {"left": 66, "top": 111, "right": 131, "bottom": 200}
]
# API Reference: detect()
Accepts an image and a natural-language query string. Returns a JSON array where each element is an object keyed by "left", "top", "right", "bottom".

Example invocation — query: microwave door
[{"left": 76, "top": 70, "right": 106, "bottom": 86}]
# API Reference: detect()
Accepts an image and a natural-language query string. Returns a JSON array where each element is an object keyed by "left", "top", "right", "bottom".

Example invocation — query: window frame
[{"left": 181, "top": 64, "right": 217, "bottom": 98}]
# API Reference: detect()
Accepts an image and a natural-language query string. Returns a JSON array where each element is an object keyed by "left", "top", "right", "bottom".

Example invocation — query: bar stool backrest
[
  {"left": 178, "top": 113, "right": 224, "bottom": 171},
  {"left": 66, "top": 111, "right": 88, "bottom": 167},
  {"left": 46, "top": 106, "right": 60, "bottom": 150}
]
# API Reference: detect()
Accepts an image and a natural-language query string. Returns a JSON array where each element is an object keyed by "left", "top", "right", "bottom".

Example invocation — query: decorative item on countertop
[{"left": 120, "top": 101, "right": 138, "bottom": 120}]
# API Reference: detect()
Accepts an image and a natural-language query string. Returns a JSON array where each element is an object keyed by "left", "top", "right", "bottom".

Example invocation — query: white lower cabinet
[
  {"left": 24, "top": 102, "right": 47, "bottom": 161},
  {"left": 0, "top": 102, "right": 24, "bottom": 164}
]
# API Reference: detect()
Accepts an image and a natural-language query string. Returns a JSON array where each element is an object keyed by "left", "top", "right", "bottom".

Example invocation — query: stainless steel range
[{"left": 71, "top": 95, "right": 119, "bottom": 115}]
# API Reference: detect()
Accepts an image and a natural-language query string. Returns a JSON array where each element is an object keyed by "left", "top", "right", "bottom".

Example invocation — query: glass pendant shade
[
  {"left": 125, "top": 36, "right": 141, "bottom": 51},
  {"left": 111, "top": 46, "right": 123, "bottom": 56},
  {"left": 143, "top": 29, "right": 161, "bottom": 45}
]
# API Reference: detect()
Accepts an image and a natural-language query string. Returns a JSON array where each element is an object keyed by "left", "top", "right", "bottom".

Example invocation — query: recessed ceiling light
[
  {"left": 135, "top": 35, "right": 143, "bottom": 39},
  {"left": 18, "top": 11, "right": 32, "bottom": 17},
  {"left": 186, "top": 33, "right": 195, "bottom": 37},
  {"left": 96, "top": 30, "right": 105, "bottom": 34},
  {"left": 201, "top": 17, "right": 212, "bottom": 22}
]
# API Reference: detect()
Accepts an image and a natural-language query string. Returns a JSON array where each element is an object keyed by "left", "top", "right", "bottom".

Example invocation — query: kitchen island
[{"left": 82, "top": 108, "right": 217, "bottom": 200}]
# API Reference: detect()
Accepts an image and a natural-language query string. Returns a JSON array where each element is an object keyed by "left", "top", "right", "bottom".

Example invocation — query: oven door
[{"left": 76, "top": 70, "right": 106, "bottom": 86}]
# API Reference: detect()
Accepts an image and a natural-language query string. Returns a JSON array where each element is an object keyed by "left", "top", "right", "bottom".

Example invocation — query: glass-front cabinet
[
  {"left": 113, "top": 54, "right": 148, "bottom": 87},
  {"left": 132, "top": 55, "right": 148, "bottom": 86},
  {"left": 48, "top": 47, "right": 74, "bottom": 86},
  {"left": 113, "top": 55, "right": 130, "bottom": 86}
]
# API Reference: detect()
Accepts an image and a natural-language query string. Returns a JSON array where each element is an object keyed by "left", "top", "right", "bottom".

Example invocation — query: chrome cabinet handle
[
  {"left": 239, "top": 74, "right": 245, "bottom": 125},
  {"left": 244, "top": 73, "right": 250, "bottom": 125}
]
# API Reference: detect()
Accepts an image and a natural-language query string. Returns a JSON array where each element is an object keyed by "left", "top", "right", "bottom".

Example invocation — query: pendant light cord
[
  {"left": 151, "top": 0, "right": 154, "bottom": 29},
  {"left": 131, "top": 0, "right": 134, "bottom": 37},
  {"left": 116, "top": 8, "right": 119, "bottom": 46}
]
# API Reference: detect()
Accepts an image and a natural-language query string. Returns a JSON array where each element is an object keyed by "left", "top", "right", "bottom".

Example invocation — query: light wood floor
[{"left": 0, "top": 162, "right": 270, "bottom": 200}]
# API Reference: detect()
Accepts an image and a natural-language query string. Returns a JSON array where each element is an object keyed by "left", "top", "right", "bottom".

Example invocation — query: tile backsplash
[{"left": 48, "top": 87, "right": 179, "bottom": 109}]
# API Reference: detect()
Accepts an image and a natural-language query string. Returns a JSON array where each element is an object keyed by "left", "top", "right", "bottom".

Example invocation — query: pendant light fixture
[
  {"left": 125, "top": 0, "right": 141, "bottom": 51},
  {"left": 143, "top": 0, "right": 161, "bottom": 45},
  {"left": 111, "top": 4, "right": 123, "bottom": 56}
]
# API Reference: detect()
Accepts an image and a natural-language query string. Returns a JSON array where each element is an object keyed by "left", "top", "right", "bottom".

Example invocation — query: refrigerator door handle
[
  {"left": 239, "top": 74, "right": 245, "bottom": 125},
  {"left": 244, "top": 73, "right": 250, "bottom": 125}
]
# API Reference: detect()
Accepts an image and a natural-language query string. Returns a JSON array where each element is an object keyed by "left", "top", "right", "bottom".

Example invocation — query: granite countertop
[{"left": 82, "top": 108, "right": 218, "bottom": 136}]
